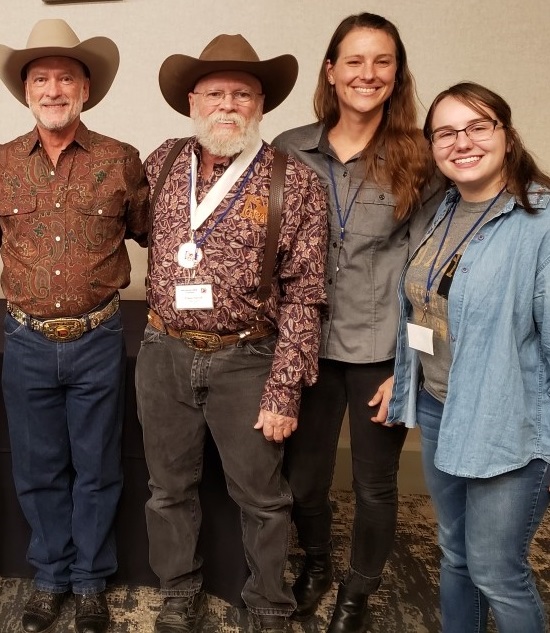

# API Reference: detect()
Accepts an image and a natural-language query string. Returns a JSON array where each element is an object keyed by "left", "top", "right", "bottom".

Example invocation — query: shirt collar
[
  {"left": 302, "top": 123, "right": 386, "bottom": 163},
  {"left": 24, "top": 120, "right": 91, "bottom": 156}
]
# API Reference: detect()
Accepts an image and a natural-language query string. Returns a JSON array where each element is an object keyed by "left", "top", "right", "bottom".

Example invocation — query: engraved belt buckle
[
  {"left": 180, "top": 330, "right": 223, "bottom": 352},
  {"left": 41, "top": 318, "right": 84, "bottom": 342}
]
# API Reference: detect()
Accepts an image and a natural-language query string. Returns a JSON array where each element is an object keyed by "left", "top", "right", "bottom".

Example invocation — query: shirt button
[
  {"left": 328, "top": 278, "right": 333, "bottom": 285},
  {"left": 461, "top": 267, "right": 468, "bottom": 273},
  {"left": 451, "top": 335, "right": 456, "bottom": 342},
  {"left": 50, "top": 170, "right": 55, "bottom": 176},
  {"left": 55, "top": 202, "right": 61, "bottom": 209},
  {"left": 13, "top": 208, "right": 18, "bottom": 214},
  {"left": 343, "top": 171, "right": 348, "bottom": 178},
  {"left": 332, "top": 242, "right": 338, "bottom": 248},
  {"left": 379, "top": 193, "right": 385, "bottom": 200},
  {"left": 55, "top": 236, "right": 61, "bottom": 242},
  {"left": 55, "top": 302, "right": 61, "bottom": 308},
  {"left": 97, "top": 209, "right": 103, "bottom": 215},
  {"left": 478, "top": 234, "right": 484, "bottom": 240},
  {"left": 55, "top": 270, "right": 61, "bottom": 276}
]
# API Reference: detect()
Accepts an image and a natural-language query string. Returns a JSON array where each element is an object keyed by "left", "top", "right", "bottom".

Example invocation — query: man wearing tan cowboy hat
[
  {"left": 136, "top": 34, "right": 328, "bottom": 633},
  {"left": 0, "top": 19, "right": 148, "bottom": 633}
]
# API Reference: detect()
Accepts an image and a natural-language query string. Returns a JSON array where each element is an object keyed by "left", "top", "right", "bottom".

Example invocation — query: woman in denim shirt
[
  {"left": 273, "top": 12, "right": 440, "bottom": 632},
  {"left": 388, "top": 82, "right": 550, "bottom": 633}
]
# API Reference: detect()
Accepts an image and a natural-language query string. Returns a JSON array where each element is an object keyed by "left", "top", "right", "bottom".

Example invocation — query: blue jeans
[
  {"left": 417, "top": 388, "right": 550, "bottom": 633},
  {"left": 135, "top": 325, "right": 295, "bottom": 616},
  {"left": 284, "top": 358, "right": 407, "bottom": 593},
  {"left": 2, "top": 312, "right": 125, "bottom": 594}
]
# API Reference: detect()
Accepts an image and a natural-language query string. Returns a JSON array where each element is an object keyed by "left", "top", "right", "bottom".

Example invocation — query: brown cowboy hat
[
  {"left": 0, "top": 19, "right": 119, "bottom": 111},
  {"left": 159, "top": 33, "right": 298, "bottom": 117}
]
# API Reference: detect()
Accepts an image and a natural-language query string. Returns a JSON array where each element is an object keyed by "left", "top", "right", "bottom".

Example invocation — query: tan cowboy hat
[
  {"left": 0, "top": 19, "right": 119, "bottom": 111},
  {"left": 159, "top": 34, "right": 298, "bottom": 117}
]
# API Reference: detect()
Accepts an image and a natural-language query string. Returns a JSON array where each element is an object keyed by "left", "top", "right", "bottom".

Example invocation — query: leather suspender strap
[
  {"left": 146, "top": 138, "right": 188, "bottom": 294},
  {"left": 149, "top": 138, "right": 189, "bottom": 215},
  {"left": 146, "top": 141, "right": 288, "bottom": 315},
  {"left": 256, "top": 149, "right": 287, "bottom": 317}
]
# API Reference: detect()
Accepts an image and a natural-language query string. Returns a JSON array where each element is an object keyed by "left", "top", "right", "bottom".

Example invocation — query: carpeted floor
[{"left": 1, "top": 491, "right": 549, "bottom": 632}]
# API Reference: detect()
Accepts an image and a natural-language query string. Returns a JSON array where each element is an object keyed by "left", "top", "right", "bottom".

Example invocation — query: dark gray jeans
[{"left": 135, "top": 324, "right": 295, "bottom": 616}]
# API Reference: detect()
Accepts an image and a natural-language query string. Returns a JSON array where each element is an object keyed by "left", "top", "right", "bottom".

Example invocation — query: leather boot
[
  {"left": 326, "top": 582, "right": 368, "bottom": 633},
  {"left": 154, "top": 592, "right": 207, "bottom": 633},
  {"left": 21, "top": 590, "right": 66, "bottom": 633},
  {"left": 291, "top": 552, "right": 333, "bottom": 621}
]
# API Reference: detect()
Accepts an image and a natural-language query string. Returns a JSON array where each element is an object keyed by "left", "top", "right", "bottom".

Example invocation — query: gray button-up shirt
[{"left": 273, "top": 122, "right": 441, "bottom": 363}]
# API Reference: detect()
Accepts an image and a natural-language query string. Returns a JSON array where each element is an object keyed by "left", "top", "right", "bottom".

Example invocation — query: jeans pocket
[
  {"left": 98, "top": 311, "right": 123, "bottom": 335},
  {"left": 4, "top": 313, "right": 26, "bottom": 337},
  {"left": 244, "top": 334, "right": 277, "bottom": 358},
  {"left": 141, "top": 322, "right": 164, "bottom": 345}
]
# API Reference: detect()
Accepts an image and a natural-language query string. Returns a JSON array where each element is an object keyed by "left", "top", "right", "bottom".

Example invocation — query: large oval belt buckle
[
  {"left": 41, "top": 318, "right": 84, "bottom": 342},
  {"left": 181, "top": 331, "right": 223, "bottom": 352}
]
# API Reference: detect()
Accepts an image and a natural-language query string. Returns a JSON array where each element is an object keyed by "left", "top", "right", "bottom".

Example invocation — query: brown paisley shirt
[
  {"left": 145, "top": 138, "right": 328, "bottom": 417},
  {"left": 0, "top": 123, "right": 149, "bottom": 317}
]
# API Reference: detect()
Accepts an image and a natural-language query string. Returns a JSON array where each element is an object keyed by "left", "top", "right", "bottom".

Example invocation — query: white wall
[{"left": 1, "top": 0, "right": 549, "bottom": 298}]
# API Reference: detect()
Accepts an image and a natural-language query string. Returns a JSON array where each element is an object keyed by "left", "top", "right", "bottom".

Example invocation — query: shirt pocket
[
  {"left": 0, "top": 195, "right": 37, "bottom": 218},
  {"left": 212, "top": 221, "right": 267, "bottom": 293},
  {"left": 73, "top": 189, "right": 125, "bottom": 218},
  {"left": 73, "top": 192, "right": 125, "bottom": 248},
  {"left": 351, "top": 187, "right": 397, "bottom": 238}
]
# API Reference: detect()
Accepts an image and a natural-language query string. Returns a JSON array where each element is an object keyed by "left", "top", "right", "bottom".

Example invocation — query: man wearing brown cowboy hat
[
  {"left": 136, "top": 34, "right": 328, "bottom": 633},
  {"left": 0, "top": 19, "right": 148, "bottom": 633}
]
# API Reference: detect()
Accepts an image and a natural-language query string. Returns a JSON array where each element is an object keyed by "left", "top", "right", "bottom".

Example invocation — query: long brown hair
[
  {"left": 423, "top": 82, "right": 550, "bottom": 214},
  {"left": 313, "top": 12, "right": 431, "bottom": 221}
]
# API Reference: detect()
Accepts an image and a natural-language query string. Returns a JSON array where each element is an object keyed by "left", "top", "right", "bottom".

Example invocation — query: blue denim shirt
[{"left": 388, "top": 185, "right": 550, "bottom": 478}]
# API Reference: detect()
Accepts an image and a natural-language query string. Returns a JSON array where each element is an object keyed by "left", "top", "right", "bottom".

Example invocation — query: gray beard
[{"left": 193, "top": 114, "right": 261, "bottom": 158}]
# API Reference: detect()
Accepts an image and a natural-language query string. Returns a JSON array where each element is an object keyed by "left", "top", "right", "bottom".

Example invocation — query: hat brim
[
  {"left": 0, "top": 36, "right": 119, "bottom": 111},
  {"left": 159, "top": 54, "right": 298, "bottom": 117}
]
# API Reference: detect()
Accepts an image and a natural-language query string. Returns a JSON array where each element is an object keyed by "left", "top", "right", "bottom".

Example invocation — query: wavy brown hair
[
  {"left": 313, "top": 12, "right": 431, "bottom": 221},
  {"left": 423, "top": 82, "right": 550, "bottom": 214}
]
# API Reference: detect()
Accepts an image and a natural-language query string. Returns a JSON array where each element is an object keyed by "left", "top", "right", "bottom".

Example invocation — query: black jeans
[
  {"left": 284, "top": 358, "right": 407, "bottom": 594},
  {"left": 136, "top": 325, "right": 295, "bottom": 615}
]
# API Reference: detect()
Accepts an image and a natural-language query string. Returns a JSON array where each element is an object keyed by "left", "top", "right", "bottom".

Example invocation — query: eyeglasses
[
  {"left": 430, "top": 119, "right": 504, "bottom": 149},
  {"left": 192, "top": 90, "right": 262, "bottom": 106}
]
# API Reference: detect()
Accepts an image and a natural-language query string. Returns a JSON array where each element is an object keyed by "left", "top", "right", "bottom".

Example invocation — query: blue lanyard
[
  {"left": 191, "top": 148, "right": 263, "bottom": 249},
  {"left": 424, "top": 187, "right": 506, "bottom": 309},
  {"left": 327, "top": 156, "right": 363, "bottom": 242}
]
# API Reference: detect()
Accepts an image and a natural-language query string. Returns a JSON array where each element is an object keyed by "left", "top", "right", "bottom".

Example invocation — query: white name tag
[
  {"left": 407, "top": 322, "right": 434, "bottom": 355},
  {"left": 175, "top": 284, "right": 214, "bottom": 310}
]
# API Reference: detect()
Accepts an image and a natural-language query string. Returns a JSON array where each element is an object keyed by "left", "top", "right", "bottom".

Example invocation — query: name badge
[
  {"left": 175, "top": 284, "right": 214, "bottom": 310},
  {"left": 407, "top": 322, "right": 434, "bottom": 355}
]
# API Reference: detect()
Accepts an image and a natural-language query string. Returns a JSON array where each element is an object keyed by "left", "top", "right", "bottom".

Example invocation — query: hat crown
[
  {"left": 26, "top": 19, "right": 81, "bottom": 50},
  {"left": 200, "top": 34, "right": 260, "bottom": 64}
]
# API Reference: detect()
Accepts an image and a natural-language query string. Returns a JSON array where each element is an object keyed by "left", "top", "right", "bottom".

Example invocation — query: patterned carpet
[{"left": 1, "top": 491, "right": 549, "bottom": 632}]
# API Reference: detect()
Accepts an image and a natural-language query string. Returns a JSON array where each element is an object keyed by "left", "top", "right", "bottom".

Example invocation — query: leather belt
[
  {"left": 147, "top": 309, "right": 275, "bottom": 353},
  {"left": 7, "top": 294, "right": 120, "bottom": 343}
]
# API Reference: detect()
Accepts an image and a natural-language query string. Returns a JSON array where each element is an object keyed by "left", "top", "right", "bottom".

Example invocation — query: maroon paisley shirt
[
  {"left": 145, "top": 138, "right": 328, "bottom": 417},
  {"left": 0, "top": 123, "right": 149, "bottom": 317}
]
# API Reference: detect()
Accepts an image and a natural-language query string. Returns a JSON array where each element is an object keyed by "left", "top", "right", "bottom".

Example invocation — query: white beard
[
  {"left": 192, "top": 110, "right": 261, "bottom": 157},
  {"left": 29, "top": 95, "right": 84, "bottom": 132}
]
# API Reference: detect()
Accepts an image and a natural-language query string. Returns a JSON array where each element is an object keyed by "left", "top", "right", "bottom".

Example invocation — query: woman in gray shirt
[{"left": 273, "top": 12, "right": 439, "bottom": 632}]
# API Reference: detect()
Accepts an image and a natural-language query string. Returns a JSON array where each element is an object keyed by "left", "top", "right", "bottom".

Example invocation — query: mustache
[
  {"left": 39, "top": 99, "right": 70, "bottom": 106},
  {"left": 207, "top": 112, "right": 246, "bottom": 126}
]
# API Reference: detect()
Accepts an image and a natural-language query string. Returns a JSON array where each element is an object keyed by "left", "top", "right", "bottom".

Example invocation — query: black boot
[
  {"left": 326, "top": 582, "right": 368, "bottom": 633},
  {"left": 291, "top": 552, "right": 333, "bottom": 621}
]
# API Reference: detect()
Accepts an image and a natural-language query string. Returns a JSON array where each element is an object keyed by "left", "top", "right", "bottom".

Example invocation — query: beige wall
[{"left": 1, "top": 0, "right": 549, "bottom": 298}]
